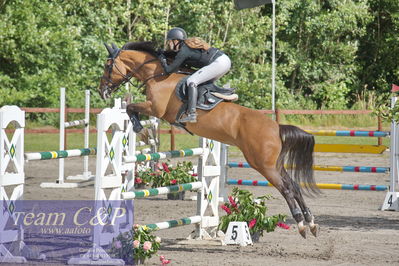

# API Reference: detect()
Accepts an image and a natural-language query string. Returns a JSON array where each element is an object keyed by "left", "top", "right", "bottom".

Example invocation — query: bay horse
[{"left": 98, "top": 42, "right": 320, "bottom": 238}]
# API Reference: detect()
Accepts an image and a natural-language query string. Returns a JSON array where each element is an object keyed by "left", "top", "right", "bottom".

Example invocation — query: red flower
[
  {"left": 191, "top": 173, "right": 198, "bottom": 177},
  {"left": 228, "top": 196, "right": 237, "bottom": 208},
  {"left": 162, "top": 163, "right": 170, "bottom": 173},
  {"left": 135, "top": 177, "right": 142, "bottom": 184},
  {"left": 221, "top": 204, "right": 232, "bottom": 214},
  {"left": 248, "top": 219, "right": 257, "bottom": 229},
  {"left": 277, "top": 222, "right": 290, "bottom": 230},
  {"left": 170, "top": 179, "right": 177, "bottom": 185}
]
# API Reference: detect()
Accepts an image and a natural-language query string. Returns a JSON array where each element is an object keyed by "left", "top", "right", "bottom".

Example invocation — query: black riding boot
[{"left": 178, "top": 83, "right": 198, "bottom": 123}]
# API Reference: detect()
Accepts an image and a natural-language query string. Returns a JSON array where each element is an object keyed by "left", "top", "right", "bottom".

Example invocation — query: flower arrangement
[
  {"left": 151, "top": 161, "right": 197, "bottom": 188},
  {"left": 110, "top": 224, "right": 161, "bottom": 264},
  {"left": 134, "top": 163, "right": 154, "bottom": 189},
  {"left": 218, "top": 187, "right": 287, "bottom": 237}
]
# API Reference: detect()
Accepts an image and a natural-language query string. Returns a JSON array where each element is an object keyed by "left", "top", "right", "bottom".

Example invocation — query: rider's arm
[{"left": 160, "top": 45, "right": 191, "bottom": 74}]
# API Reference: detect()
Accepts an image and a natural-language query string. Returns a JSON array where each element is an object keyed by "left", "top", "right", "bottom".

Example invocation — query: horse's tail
[{"left": 277, "top": 124, "right": 319, "bottom": 195}]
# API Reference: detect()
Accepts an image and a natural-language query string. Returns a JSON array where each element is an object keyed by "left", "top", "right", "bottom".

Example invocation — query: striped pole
[
  {"left": 227, "top": 179, "right": 388, "bottom": 191},
  {"left": 140, "top": 119, "right": 157, "bottom": 126},
  {"left": 305, "top": 130, "right": 389, "bottom": 137},
  {"left": 122, "top": 182, "right": 202, "bottom": 199},
  {"left": 64, "top": 119, "right": 87, "bottom": 128},
  {"left": 135, "top": 139, "right": 156, "bottom": 147},
  {"left": 228, "top": 162, "right": 389, "bottom": 173},
  {"left": 146, "top": 215, "right": 201, "bottom": 231},
  {"left": 25, "top": 142, "right": 154, "bottom": 161},
  {"left": 313, "top": 165, "right": 388, "bottom": 173},
  {"left": 25, "top": 148, "right": 96, "bottom": 161},
  {"left": 123, "top": 148, "right": 204, "bottom": 163},
  {"left": 227, "top": 179, "right": 272, "bottom": 187}
]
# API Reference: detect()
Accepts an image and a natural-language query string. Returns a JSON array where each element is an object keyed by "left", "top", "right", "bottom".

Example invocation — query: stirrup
[{"left": 177, "top": 112, "right": 197, "bottom": 123}]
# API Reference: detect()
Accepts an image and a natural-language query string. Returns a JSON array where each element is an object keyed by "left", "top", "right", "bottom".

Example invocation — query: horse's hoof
[
  {"left": 310, "top": 224, "right": 320, "bottom": 237},
  {"left": 298, "top": 225, "right": 307, "bottom": 239}
]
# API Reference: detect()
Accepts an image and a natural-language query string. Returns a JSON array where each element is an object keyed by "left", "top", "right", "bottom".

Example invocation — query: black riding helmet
[{"left": 166, "top": 27, "right": 187, "bottom": 40}]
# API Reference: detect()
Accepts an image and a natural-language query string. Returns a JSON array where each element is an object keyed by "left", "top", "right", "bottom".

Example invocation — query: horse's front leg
[{"left": 126, "top": 101, "right": 153, "bottom": 133}]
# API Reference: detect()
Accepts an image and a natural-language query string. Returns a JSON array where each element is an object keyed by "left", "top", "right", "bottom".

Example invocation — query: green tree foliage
[
  {"left": 0, "top": 0, "right": 397, "bottom": 116},
  {"left": 356, "top": 0, "right": 399, "bottom": 99},
  {"left": 276, "top": 0, "right": 372, "bottom": 109}
]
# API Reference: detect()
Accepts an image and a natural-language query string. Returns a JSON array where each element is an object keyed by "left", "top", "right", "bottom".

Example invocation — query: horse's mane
[
  {"left": 122, "top": 41, "right": 176, "bottom": 59},
  {"left": 122, "top": 41, "right": 158, "bottom": 57}
]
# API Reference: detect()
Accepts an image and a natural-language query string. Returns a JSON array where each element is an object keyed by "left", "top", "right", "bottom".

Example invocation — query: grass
[
  {"left": 22, "top": 131, "right": 390, "bottom": 153},
  {"left": 23, "top": 132, "right": 200, "bottom": 152},
  {"left": 280, "top": 114, "right": 390, "bottom": 130}
]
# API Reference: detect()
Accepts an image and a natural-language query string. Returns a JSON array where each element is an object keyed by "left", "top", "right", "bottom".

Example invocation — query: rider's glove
[
  {"left": 156, "top": 48, "right": 164, "bottom": 56},
  {"left": 158, "top": 53, "right": 168, "bottom": 70}
]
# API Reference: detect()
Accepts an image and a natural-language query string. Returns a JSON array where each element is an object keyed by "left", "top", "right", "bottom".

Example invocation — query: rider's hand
[
  {"left": 158, "top": 53, "right": 167, "bottom": 64},
  {"left": 156, "top": 48, "right": 164, "bottom": 56}
]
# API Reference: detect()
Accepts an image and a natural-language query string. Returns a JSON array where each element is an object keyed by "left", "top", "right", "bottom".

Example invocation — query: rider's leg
[
  {"left": 178, "top": 54, "right": 231, "bottom": 123},
  {"left": 178, "top": 82, "right": 198, "bottom": 123},
  {"left": 188, "top": 54, "right": 231, "bottom": 85}
]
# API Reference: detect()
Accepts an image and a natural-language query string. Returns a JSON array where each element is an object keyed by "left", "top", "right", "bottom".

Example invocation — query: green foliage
[
  {"left": 218, "top": 187, "right": 286, "bottom": 235},
  {"left": 150, "top": 161, "right": 196, "bottom": 188},
  {"left": 0, "top": 0, "right": 397, "bottom": 113},
  {"left": 356, "top": 0, "right": 399, "bottom": 97}
]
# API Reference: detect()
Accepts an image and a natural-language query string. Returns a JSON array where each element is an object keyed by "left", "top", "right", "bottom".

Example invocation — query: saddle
[{"left": 173, "top": 76, "right": 238, "bottom": 130}]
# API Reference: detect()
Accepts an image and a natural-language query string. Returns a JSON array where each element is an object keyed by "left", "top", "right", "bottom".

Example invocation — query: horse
[{"left": 98, "top": 41, "right": 320, "bottom": 238}]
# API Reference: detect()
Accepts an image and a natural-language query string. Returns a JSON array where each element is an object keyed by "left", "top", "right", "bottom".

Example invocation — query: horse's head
[
  {"left": 98, "top": 43, "right": 124, "bottom": 100},
  {"left": 98, "top": 41, "right": 161, "bottom": 100}
]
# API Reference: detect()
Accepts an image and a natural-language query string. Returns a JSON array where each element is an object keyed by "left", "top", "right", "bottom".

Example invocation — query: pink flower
[
  {"left": 113, "top": 240, "right": 122, "bottom": 249},
  {"left": 248, "top": 219, "right": 257, "bottom": 229},
  {"left": 221, "top": 204, "right": 232, "bottom": 214},
  {"left": 143, "top": 241, "right": 152, "bottom": 251},
  {"left": 155, "top": 162, "right": 162, "bottom": 171},
  {"left": 133, "top": 224, "right": 140, "bottom": 229},
  {"left": 170, "top": 179, "right": 177, "bottom": 185},
  {"left": 277, "top": 222, "right": 290, "bottom": 230},
  {"left": 160, "top": 255, "right": 171, "bottom": 265},
  {"left": 133, "top": 240, "right": 140, "bottom": 248},
  {"left": 162, "top": 163, "right": 170, "bottom": 173},
  {"left": 228, "top": 196, "right": 237, "bottom": 208},
  {"left": 162, "top": 259, "right": 171, "bottom": 265},
  {"left": 135, "top": 177, "right": 142, "bottom": 184}
]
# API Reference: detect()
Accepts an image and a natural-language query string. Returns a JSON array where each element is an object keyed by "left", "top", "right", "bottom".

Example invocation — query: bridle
[{"left": 99, "top": 48, "right": 166, "bottom": 99}]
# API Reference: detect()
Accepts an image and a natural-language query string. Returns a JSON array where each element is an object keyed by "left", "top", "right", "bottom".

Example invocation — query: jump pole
[
  {"left": 227, "top": 179, "right": 388, "bottom": 191},
  {"left": 228, "top": 162, "right": 389, "bottom": 173},
  {"left": 40, "top": 87, "right": 92, "bottom": 188}
]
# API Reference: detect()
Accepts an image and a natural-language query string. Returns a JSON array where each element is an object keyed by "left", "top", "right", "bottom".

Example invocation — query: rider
[{"left": 159, "top": 27, "right": 232, "bottom": 123}]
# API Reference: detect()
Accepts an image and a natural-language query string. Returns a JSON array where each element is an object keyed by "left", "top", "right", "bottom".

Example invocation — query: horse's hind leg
[
  {"left": 258, "top": 167, "right": 309, "bottom": 238},
  {"left": 284, "top": 171, "right": 320, "bottom": 237}
]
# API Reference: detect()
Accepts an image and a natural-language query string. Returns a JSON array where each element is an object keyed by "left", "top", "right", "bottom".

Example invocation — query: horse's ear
[
  {"left": 104, "top": 43, "right": 113, "bottom": 56},
  {"left": 111, "top": 43, "right": 118, "bottom": 50}
]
